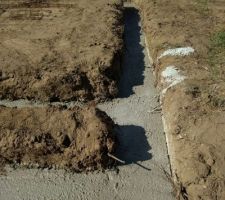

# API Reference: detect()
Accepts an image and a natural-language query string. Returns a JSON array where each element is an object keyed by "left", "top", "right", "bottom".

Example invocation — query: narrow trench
[
  {"left": 119, "top": 6, "right": 144, "bottom": 98},
  {"left": 0, "top": 4, "right": 174, "bottom": 200},
  {"left": 114, "top": 6, "right": 151, "bottom": 165},
  {"left": 0, "top": 5, "right": 171, "bottom": 174},
  {"left": 100, "top": 5, "right": 171, "bottom": 171},
  {"left": 97, "top": 5, "right": 174, "bottom": 198}
]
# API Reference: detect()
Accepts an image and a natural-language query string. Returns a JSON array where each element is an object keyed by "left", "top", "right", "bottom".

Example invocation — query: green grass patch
[
  {"left": 208, "top": 31, "right": 225, "bottom": 80},
  {"left": 195, "top": 0, "right": 209, "bottom": 15},
  {"left": 211, "top": 31, "right": 225, "bottom": 48}
]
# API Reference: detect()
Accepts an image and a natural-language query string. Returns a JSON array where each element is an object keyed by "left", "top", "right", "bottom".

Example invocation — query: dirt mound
[
  {"left": 0, "top": 0, "right": 123, "bottom": 102},
  {"left": 163, "top": 84, "right": 225, "bottom": 200},
  {"left": 0, "top": 0, "right": 124, "bottom": 173},
  {"left": 133, "top": 0, "right": 225, "bottom": 199},
  {"left": 0, "top": 105, "right": 116, "bottom": 172}
]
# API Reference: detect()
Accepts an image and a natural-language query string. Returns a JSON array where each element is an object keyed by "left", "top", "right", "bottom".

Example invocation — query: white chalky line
[
  {"left": 161, "top": 66, "right": 186, "bottom": 96},
  {"left": 144, "top": 36, "right": 153, "bottom": 65},
  {"left": 158, "top": 47, "right": 195, "bottom": 59},
  {"left": 0, "top": 99, "right": 84, "bottom": 108}
]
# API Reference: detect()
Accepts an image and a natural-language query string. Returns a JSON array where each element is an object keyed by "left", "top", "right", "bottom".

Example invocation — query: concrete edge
[
  {"left": 144, "top": 35, "right": 175, "bottom": 177},
  {"left": 124, "top": 0, "right": 176, "bottom": 178}
]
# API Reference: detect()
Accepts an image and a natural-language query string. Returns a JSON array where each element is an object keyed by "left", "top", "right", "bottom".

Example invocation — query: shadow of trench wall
[
  {"left": 119, "top": 7, "right": 145, "bottom": 98},
  {"left": 114, "top": 125, "right": 152, "bottom": 165}
]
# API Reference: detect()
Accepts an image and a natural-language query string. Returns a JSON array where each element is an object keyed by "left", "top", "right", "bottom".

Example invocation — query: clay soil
[
  {"left": 133, "top": 0, "right": 225, "bottom": 199},
  {"left": 0, "top": 0, "right": 123, "bottom": 172},
  {"left": 0, "top": 0, "right": 123, "bottom": 102}
]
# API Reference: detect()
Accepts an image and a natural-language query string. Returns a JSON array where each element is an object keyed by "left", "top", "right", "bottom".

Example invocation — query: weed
[
  {"left": 195, "top": 0, "right": 209, "bottom": 15},
  {"left": 158, "top": 165, "right": 189, "bottom": 200},
  {"left": 211, "top": 31, "right": 225, "bottom": 48},
  {"left": 208, "top": 30, "right": 225, "bottom": 80}
]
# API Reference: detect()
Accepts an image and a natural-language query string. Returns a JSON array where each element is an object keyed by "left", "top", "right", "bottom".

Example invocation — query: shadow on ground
[
  {"left": 119, "top": 7, "right": 145, "bottom": 98},
  {"left": 115, "top": 125, "right": 152, "bottom": 170}
]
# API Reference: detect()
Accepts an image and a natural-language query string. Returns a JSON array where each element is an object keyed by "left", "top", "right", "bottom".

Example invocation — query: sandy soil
[
  {"left": 0, "top": 0, "right": 123, "bottom": 102},
  {"left": 132, "top": 0, "right": 225, "bottom": 199}
]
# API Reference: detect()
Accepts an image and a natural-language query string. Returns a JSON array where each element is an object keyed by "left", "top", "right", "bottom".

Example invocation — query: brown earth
[
  {"left": 0, "top": 105, "right": 116, "bottom": 172},
  {"left": 133, "top": 0, "right": 225, "bottom": 199},
  {"left": 1, "top": 0, "right": 224, "bottom": 198},
  {"left": 0, "top": 0, "right": 123, "bottom": 172},
  {"left": 0, "top": 0, "right": 123, "bottom": 102}
]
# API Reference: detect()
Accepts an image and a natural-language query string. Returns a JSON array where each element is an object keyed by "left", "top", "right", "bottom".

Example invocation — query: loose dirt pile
[
  {"left": 0, "top": 105, "right": 115, "bottom": 172},
  {"left": 132, "top": 0, "right": 225, "bottom": 199},
  {"left": 0, "top": 0, "right": 123, "bottom": 172},
  {"left": 0, "top": 0, "right": 123, "bottom": 102}
]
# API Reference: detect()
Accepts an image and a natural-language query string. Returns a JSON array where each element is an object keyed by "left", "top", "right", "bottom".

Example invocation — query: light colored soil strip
[
  {"left": 0, "top": 99, "right": 84, "bottom": 108},
  {"left": 158, "top": 47, "right": 195, "bottom": 59},
  {"left": 161, "top": 66, "right": 186, "bottom": 96}
]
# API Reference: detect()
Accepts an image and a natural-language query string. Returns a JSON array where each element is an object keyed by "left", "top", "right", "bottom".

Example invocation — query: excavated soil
[
  {"left": 0, "top": 0, "right": 123, "bottom": 102},
  {"left": 0, "top": 0, "right": 123, "bottom": 172},
  {"left": 1, "top": 0, "right": 224, "bottom": 198},
  {"left": 0, "top": 5, "right": 174, "bottom": 199},
  {"left": 132, "top": 0, "right": 225, "bottom": 199},
  {"left": 0, "top": 105, "right": 115, "bottom": 172}
]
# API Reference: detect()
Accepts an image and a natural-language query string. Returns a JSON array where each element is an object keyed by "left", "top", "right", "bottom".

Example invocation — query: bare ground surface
[
  {"left": 1, "top": 0, "right": 225, "bottom": 199},
  {"left": 132, "top": 0, "right": 225, "bottom": 199},
  {"left": 0, "top": 6, "right": 174, "bottom": 200},
  {"left": 0, "top": 0, "right": 124, "bottom": 173},
  {"left": 0, "top": 0, "right": 123, "bottom": 102}
]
